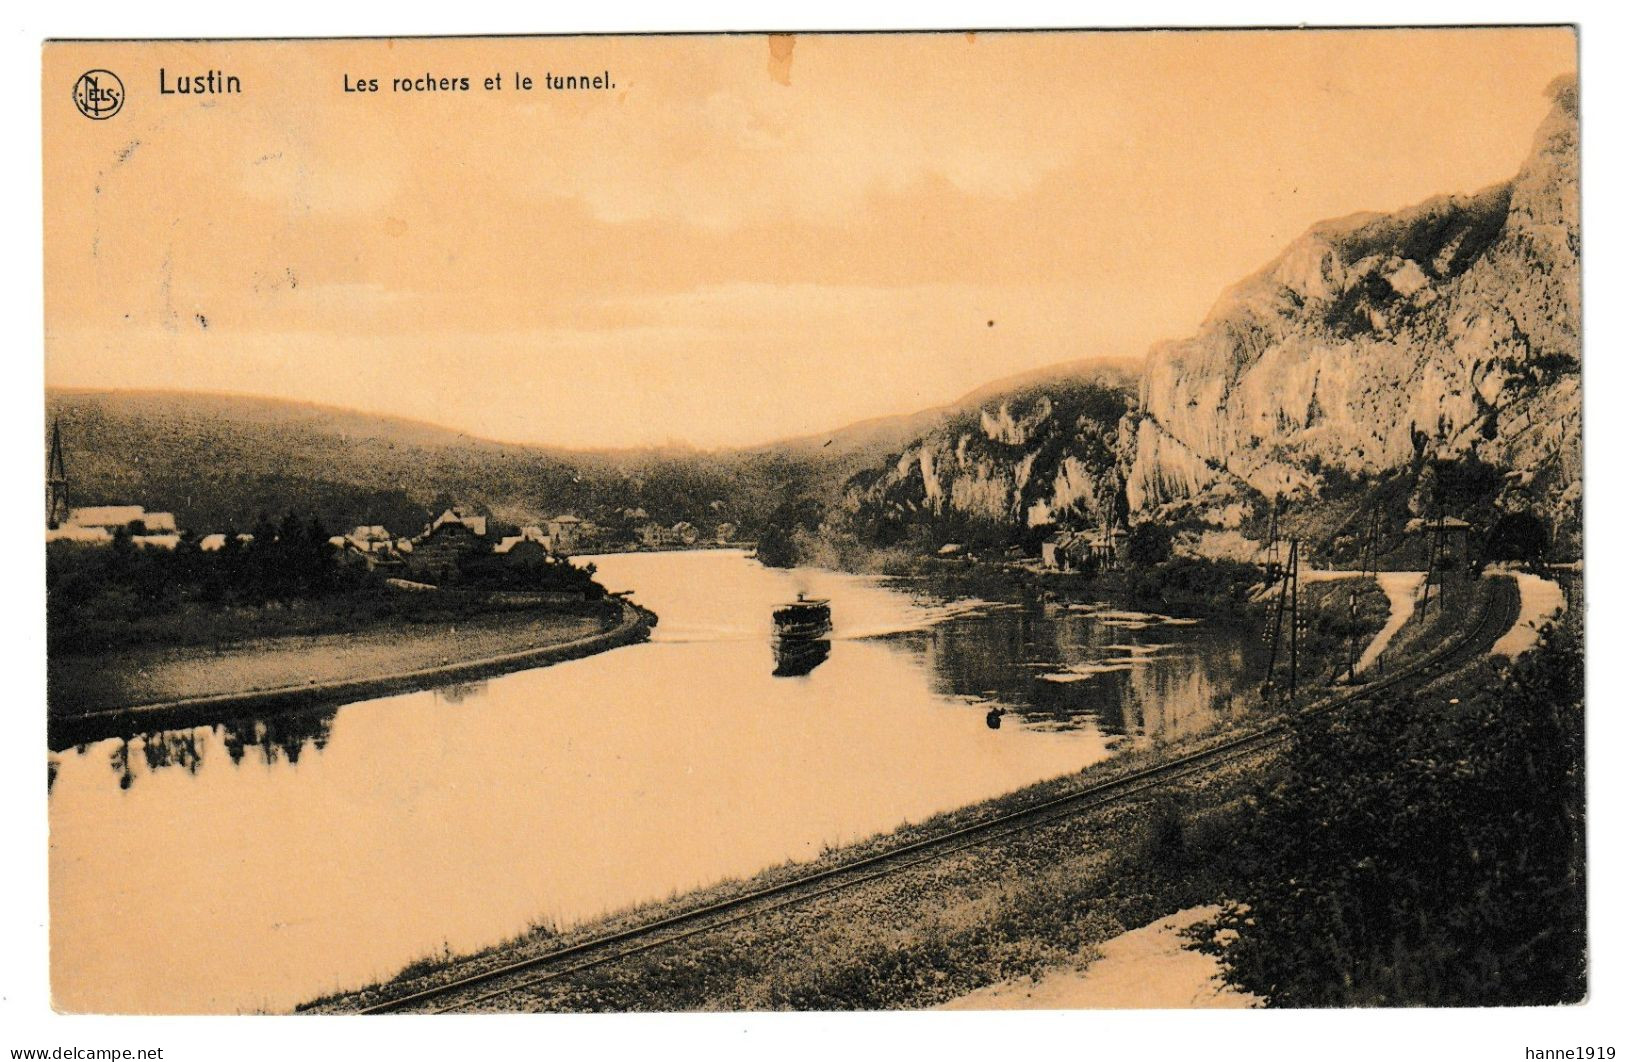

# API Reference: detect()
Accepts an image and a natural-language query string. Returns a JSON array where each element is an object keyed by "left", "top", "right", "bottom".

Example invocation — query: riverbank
[
  {"left": 48, "top": 598, "right": 655, "bottom": 749},
  {"left": 308, "top": 572, "right": 1511, "bottom": 1013},
  {"left": 308, "top": 716, "right": 1280, "bottom": 1012}
]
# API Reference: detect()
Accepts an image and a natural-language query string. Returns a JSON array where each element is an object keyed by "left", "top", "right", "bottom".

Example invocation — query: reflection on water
[
  {"left": 53, "top": 707, "right": 345, "bottom": 792},
  {"left": 218, "top": 710, "right": 335, "bottom": 767},
  {"left": 49, "top": 549, "right": 1254, "bottom": 1013},
  {"left": 772, "top": 638, "right": 830, "bottom": 677},
  {"left": 432, "top": 679, "right": 490, "bottom": 705},
  {"left": 893, "top": 598, "right": 1251, "bottom": 739}
]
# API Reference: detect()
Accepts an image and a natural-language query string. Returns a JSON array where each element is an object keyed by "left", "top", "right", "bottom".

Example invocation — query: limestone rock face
[
  {"left": 841, "top": 380, "right": 1131, "bottom": 543},
  {"left": 834, "top": 78, "right": 1579, "bottom": 554},
  {"left": 1128, "top": 76, "right": 1580, "bottom": 535}
]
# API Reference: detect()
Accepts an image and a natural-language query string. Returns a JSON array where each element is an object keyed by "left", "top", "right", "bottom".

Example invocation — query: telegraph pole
[
  {"left": 1264, "top": 496, "right": 1283, "bottom": 581},
  {"left": 1419, "top": 506, "right": 1438, "bottom": 622},
  {"left": 1435, "top": 506, "right": 1448, "bottom": 610},
  {"left": 1345, "top": 506, "right": 1380, "bottom": 682},
  {"left": 1288, "top": 538, "right": 1300, "bottom": 700},
  {"left": 46, "top": 419, "right": 70, "bottom": 529},
  {"left": 1264, "top": 536, "right": 1301, "bottom": 701}
]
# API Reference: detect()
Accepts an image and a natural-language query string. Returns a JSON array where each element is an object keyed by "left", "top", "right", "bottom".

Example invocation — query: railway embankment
[{"left": 307, "top": 575, "right": 1520, "bottom": 1014}]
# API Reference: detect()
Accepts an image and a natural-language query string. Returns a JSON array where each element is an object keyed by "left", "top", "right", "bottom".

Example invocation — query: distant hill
[
  {"left": 44, "top": 389, "right": 791, "bottom": 537},
  {"left": 45, "top": 357, "right": 1142, "bottom": 541}
]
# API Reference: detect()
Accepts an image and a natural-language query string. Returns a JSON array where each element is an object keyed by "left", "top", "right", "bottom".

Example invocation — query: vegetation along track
[{"left": 355, "top": 576, "right": 1520, "bottom": 1014}]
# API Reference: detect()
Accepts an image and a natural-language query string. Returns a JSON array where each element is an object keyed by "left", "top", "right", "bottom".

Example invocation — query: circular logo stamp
[{"left": 72, "top": 70, "right": 124, "bottom": 120}]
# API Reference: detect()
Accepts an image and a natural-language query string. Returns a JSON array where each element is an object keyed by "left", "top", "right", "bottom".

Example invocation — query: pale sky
[{"left": 44, "top": 29, "right": 1576, "bottom": 449}]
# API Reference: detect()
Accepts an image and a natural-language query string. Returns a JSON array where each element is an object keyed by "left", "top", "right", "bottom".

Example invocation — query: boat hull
[{"left": 772, "top": 619, "right": 832, "bottom": 641}]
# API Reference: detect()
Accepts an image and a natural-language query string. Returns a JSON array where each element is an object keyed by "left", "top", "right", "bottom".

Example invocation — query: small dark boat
[{"left": 773, "top": 594, "right": 832, "bottom": 641}]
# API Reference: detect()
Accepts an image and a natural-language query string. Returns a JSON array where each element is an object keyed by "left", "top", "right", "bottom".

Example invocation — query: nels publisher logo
[{"left": 72, "top": 69, "right": 124, "bottom": 120}]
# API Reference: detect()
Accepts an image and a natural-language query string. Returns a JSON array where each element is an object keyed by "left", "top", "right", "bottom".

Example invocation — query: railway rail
[{"left": 352, "top": 576, "right": 1520, "bottom": 1014}]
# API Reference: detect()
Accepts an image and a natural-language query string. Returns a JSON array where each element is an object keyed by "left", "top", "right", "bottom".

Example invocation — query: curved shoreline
[
  {"left": 309, "top": 577, "right": 1519, "bottom": 1014},
  {"left": 47, "top": 599, "right": 656, "bottom": 750}
]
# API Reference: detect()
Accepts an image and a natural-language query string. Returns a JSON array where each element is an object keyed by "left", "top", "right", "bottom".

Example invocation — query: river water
[{"left": 48, "top": 549, "right": 1252, "bottom": 1013}]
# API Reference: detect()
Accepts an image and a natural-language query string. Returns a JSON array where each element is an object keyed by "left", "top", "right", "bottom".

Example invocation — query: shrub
[
  {"left": 1206, "top": 624, "right": 1586, "bottom": 1006},
  {"left": 1124, "top": 522, "right": 1174, "bottom": 567}
]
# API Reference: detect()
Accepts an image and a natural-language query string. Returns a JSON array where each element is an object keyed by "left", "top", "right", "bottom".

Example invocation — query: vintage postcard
[{"left": 41, "top": 28, "right": 1582, "bottom": 1019}]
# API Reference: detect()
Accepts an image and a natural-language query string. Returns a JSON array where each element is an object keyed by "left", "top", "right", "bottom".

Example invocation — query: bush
[
  {"left": 1206, "top": 623, "right": 1586, "bottom": 1006},
  {"left": 1124, "top": 556, "right": 1263, "bottom": 615},
  {"left": 455, "top": 551, "right": 603, "bottom": 597},
  {"left": 1124, "top": 522, "right": 1173, "bottom": 567}
]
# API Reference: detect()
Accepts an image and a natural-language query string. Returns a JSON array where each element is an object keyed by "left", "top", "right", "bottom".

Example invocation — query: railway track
[{"left": 353, "top": 576, "right": 1520, "bottom": 1014}]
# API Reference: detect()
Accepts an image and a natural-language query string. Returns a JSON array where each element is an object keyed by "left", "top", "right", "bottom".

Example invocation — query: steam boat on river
[{"left": 772, "top": 594, "right": 832, "bottom": 641}]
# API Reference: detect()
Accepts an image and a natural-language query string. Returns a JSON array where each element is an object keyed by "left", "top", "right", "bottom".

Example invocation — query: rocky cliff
[
  {"left": 1129, "top": 75, "right": 1580, "bottom": 537},
  {"left": 838, "top": 374, "right": 1134, "bottom": 548},
  {"left": 834, "top": 76, "right": 1581, "bottom": 558}
]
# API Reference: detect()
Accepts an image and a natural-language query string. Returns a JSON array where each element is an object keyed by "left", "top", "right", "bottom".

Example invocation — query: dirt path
[
  {"left": 1357, "top": 572, "right": 1424, "bottom": 674},
  {"left": 937, "top": 905, "right": 1258, "bottom": 1010},
  {"left": 1489, "top": 570, "right": 1566, "bottom": 659}
]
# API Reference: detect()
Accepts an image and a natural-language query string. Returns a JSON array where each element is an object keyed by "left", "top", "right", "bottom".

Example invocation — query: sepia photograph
[{"left": 23, "top": 15, "right": 1599, "bottom": 1046}]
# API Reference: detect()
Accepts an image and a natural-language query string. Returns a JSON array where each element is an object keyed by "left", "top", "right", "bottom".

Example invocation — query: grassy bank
[
  {"left": 48, "top": 597, "right": 654, "bottom": 751},
  {"left": 49, "top": 598, "right": 623, "bottom": 716},
  {"left": 304, "top": 714, "right": 1277, "bottom": 1013},
  {"left": 310, "top": 575, "right": 1531, "bottom": 1013},
  {"left": 1196, "top": 612, "right": 1584, "bottom": 1006},
  {"left": 47, "top": 523, "right": 635, "bottom": 729},
  {"left": 306, "top": 570, "right": 1404, "bottom": 1015}
]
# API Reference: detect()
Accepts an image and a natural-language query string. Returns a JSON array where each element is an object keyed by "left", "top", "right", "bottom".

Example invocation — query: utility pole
[
  {"left": 1264, "top": 496, "right": 1282, "bottom": 581},
  {"left": 46, "top": 419, "right": 70, "bottom": 529},
  {"left": 1344, "top": 580, "right": 1359, "bottom": 683},
  {"left": 1419, "top": 505, "right": 1438, "bottom": 622},
  {"left": 1264, "top": 536, "right": 1301, "bottom": 701},
  {"left": 1288, "top": 538, "right": 1300, "bottom": 700},
  {"left": 1434, "top": 506, "right": 1448, "bottom": 611},
  {"left": 1345, "top": 506, "right": 1381, "bottom": 683},
  {"left": 1264, "top": 548, "right": 1285, "bottom": 700},
  {"left": 1419, "top": 503, "right": 1450, "bottom": 621}
]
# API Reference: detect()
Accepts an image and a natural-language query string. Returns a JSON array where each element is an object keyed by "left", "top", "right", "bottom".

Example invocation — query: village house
[
  {"left": 544, "top": 514, "right": 585, "bottom": 554},
  {"left": 1042, "top": 526, "right": 1130, "bottom": 570},
  {"left": 670, "top": 521, "right": 701, "bottom": 546},
  {"left": 715, "top": 521, "right": 738, "bottom": 544},
  {"left": 200, "top": 532, "right": 255, "bottom": 552},
  {"left": 45, "top": 523, "right": 114, "bottom": 546},
  {"left": 1091, "top": 527, "right": 1130, "bottom": 568},
  {"left": 1041, "top": 530, "right": 1089, "bottom": 571},
  {"left": 324, "top": 524, "right": 412, "bottom": 570},
  {"left": 494, "top": 524, "right": 553, "bottom": 560},
  {"left": 68, "top": 505, "right": 178, "bottom": 534},
  {"left": 410, "top": 507, "right": 490, "bottom": 582},
  {"left": 46, "top": 505, "right": 181, "bottom": 549},
  {"left": 1040, "top": 531, "right": 1072, "bottom": 570},
  {"left": 344, "top": 525, "right": 396, "bottom": 553},
  {"left": 639, "top": 522, "right": 677, "bottom": 547},
  {"left": 493, "top": 536, "right": 550, "bottom": 562}
]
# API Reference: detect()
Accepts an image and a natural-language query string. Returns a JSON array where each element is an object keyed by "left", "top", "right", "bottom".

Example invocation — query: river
[{"left": 47, "top": 549, "right": 1252, "bottom": 1013}]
